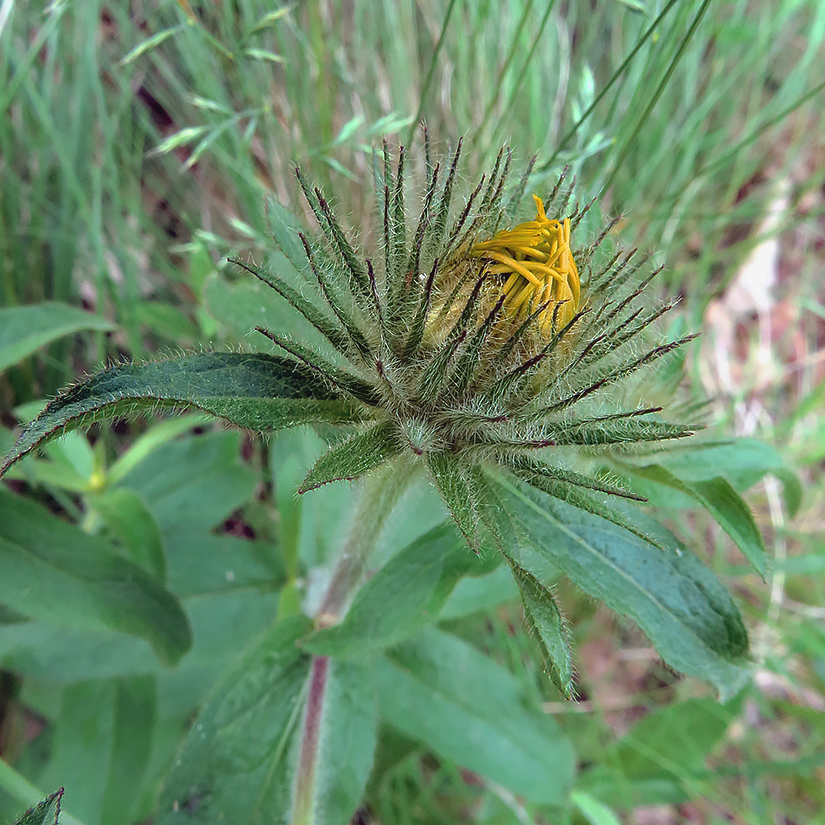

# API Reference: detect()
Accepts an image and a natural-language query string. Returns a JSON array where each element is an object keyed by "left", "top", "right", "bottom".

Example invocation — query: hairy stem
[
  {"left": 315, "top": 456, "right": 418, "bottom": 626},
  {"left": 291, "top": 458, "right": 418, "bottom": 824},
  {"left": 290, "top": 655, "right": 329, "bottom": 825}
]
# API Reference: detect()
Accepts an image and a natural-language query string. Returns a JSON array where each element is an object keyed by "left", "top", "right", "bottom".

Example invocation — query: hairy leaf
[
  {"left": 255, "top": 328, "right": 378, "bottom": 403},
  {"left": 155, "top": 616, "right": 312, "bottom": 825},
  {"left": 427, "top": 453, "right": 480, "bottom": 548},
  {"left": 266, "top": 199, "right": 312, "bottom": 274},
  {"left": 511, "top": 458, "right": 656, "bottom": 547},
  {"left": 12, "top": 790, "right": 63, "bottom": 825},
  {"left": 510, "top": 562, "right": 575, "bottom": 699},
  {"left": 296, "top": 658, "right": 378, "bottom": 825},
  {"left": 1, "top": 353, "right": 354, "bottom": 476},
  {"left": 539, "top": 418, "right": 695, "bottom": 446},
  {"left": 298, "top": 420, "right": 400, "bottom": 492},
  {"left": 482, "top": 471, "right": 750, "bottom": 700}
]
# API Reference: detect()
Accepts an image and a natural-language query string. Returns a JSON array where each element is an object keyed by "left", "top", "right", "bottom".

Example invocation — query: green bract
[{"left": 1, "top": 142, "right": 755, "bottom": 698}]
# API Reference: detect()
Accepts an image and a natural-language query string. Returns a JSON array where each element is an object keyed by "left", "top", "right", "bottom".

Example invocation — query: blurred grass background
[{"left": 1, "top": 0, "right": 824, "bottom": 823}]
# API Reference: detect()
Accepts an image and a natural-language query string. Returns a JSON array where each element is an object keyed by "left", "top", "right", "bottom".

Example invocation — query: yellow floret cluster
[{"left": 470, "top": 194, "right": 580, "bottom": 333}]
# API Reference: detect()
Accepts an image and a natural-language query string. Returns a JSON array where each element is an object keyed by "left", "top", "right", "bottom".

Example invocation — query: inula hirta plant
[{"left": 1, "top": 141, "right": 755, "bottom": 707}]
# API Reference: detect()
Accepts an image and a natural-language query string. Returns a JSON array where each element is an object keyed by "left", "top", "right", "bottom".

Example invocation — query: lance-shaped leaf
[
  {"left": 256, "top": 328, "right": 378, "bottom": 404},
  {"left": 292, "top": 657, "right": 378, "bottom": 825},
  {"left": 426, "top": 137, "right": 462, "bottom": 254},
  {"left": 481, "top": 470, "right": 750, "bottom": 700},
  {"left": 509, "top": 561, "right": 575, "bottom": 699},
  {"left": 622, "top": 464, "right": 767, "bottom": 579},
  {"left": 620, "top": 437, "right": 803, "bottom": 517},
  {"left": 537, "top": 334, "right": 698, "bottom": 415},
  {"left": 0, "top": 489, "right": 191, "bottom": 665},
  {"left": 155, "top": 616, "right": 312, "bottom": 825},
  {"left": 266, "top": 198, "right": 313, "bottom": 275},
  {"left": 427, "top": 453, "right": 480, "bottom": 549},
  {"left": 228, "top": 257, "right": 353, "bottom": 354},
  {"left": 298, "top": 420, "right": 401, "bottom": 492},
  {"left": 89, "top": 489, "right": 167, "bottom": 581},
  {"left": 537, "top": 418, "right": 695, "bottom": 446},
  {"left": 416, "top": 277, "right": 486, "bottom": 402},
  {"left": 155, "top": 617, "right": 376, "bottom": 825},
  {"left": 1, "top": 352, "right": 359, "bottom": 476}
]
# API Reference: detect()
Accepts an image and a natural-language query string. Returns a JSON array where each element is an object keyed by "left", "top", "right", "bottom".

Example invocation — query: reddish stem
[{"left": 291, "top": 655, "right": 329, "bottom": 825}]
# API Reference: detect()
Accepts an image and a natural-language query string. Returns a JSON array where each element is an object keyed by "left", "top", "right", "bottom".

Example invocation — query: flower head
[{"left": 244, "top": 140, "right": 696, "bottom": 549}]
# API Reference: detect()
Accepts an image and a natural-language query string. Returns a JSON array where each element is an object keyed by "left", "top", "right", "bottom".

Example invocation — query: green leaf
[
  {"left": 303, "top": 523, "right": 482, "bottom": 657},
  {"left": 625, "top": 465, "right": 767, "bottom": 578},
  {"left": 90, "top": 489, "right": 167, "bottom": 580},
  {"left": 0, "top": 588, "right": 277, "bottom": 692},
  {"left": 270, "top": 429, "right": 360, "bottom": 570},
  {"left": 227, "top": 259, "right": 357, "bottom": 355},
  {"left": 509, "top": 562, "right": 575, "bottom": 699},
  {"left": 653, "top": 438, "right": 781, "bottom": 486},
  {"left": 1, "top": 352, "right": 355, "bottom": 477},
  {"left": 154, "top": 616, "right": 313, "bottom": 825},
  {"left": 511, "top": 458, "right": 654, "bottom": 546},
  {"left": 249, "top": 6, "right": 292, "bottom": 33},
  {"left": 427, "top": 453, "right": 480, "bottom": 548},
  {"left": 0, "top": 302, "right": 114, "bottom": 373},
  {"left": 0, "top": 489, "right": 191, "bottom": 665},
  {"left": 611, "top": 696, "right": 740, "bottom": 778},
  {"left": 148, "top": 125, "right": 210, "bottom": 156},
  {"left": 100, "top": 677, "right": 158, "bottom": 825},
  {"left": 482, "top": 471, "right": 750, "bottom": 700},
  {"left": 298, "top": 420, "right": 400, "bottom": 492},
  {"left": 628, "top": 438, "right": 802, "bottom": 515},
  {"left": 12, "top": 790, "right": 63, "bottom": 825},
  {"left": 266, "top": 200, "right": 312, "bottom": 276},
  {"left": 540, "top": 418, "right": 695, "bottom": 446},
  {"left": 37, "top": 679, "right": 154, "bottom": 825},
  {"left": 134, "top": 301, "right": 201, "bottom": 341},
  {"left": 439, "top": 565, "right": 517, "bottom": 620},
  {"left": 118, "top": 430, "right": 259, "bottom": 537},
  {"left": 106, "top": 415, "right": 210, "bottom": 486},
  {"left": 376, "top": 628, "right": 575, "bottom": 805},
  {"left": 203, "top": 269, "right": 308, "bottom": 345}
]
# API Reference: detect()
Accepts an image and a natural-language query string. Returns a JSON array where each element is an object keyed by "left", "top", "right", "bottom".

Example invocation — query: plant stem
[
  {"left": 290, "top": 654, "right": 329, "bottom": 825},
  {"left": 315, "top": 457, "right": 418, "bottom": 626},
  {"left": 291, "top": 459, "right": 417, "bottom": 825}
]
